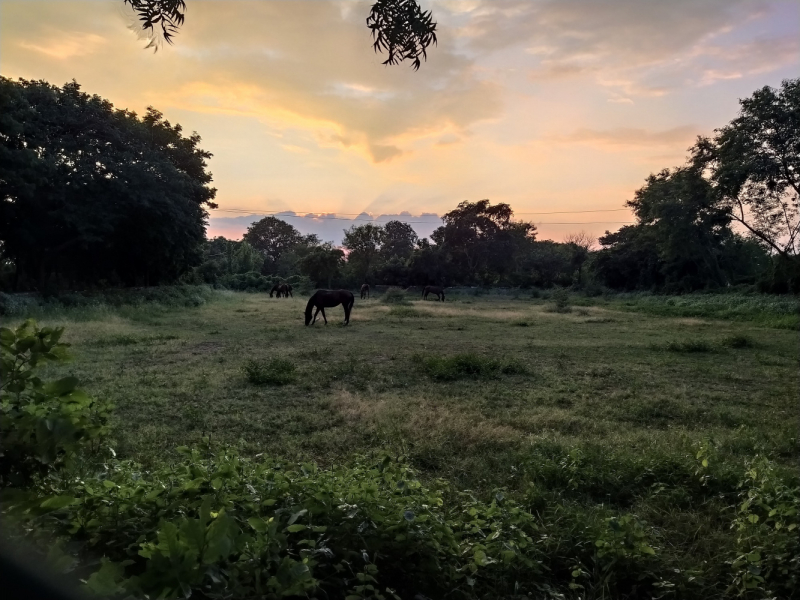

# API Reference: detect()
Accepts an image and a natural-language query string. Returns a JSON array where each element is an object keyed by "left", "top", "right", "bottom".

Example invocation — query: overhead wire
[{"left": 209, "top": 206, "right": 634, "bottom": 225}]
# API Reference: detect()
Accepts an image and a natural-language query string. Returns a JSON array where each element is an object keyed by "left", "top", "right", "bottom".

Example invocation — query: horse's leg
[
  {"left": 312, "top": 306, "right": 321, "bottom": 324},
  {"left": 344, "top": 302, "right": 351, "bottom": 325},
  {"left": 321, "top": 307, "right": 328, "bottom": 324}
]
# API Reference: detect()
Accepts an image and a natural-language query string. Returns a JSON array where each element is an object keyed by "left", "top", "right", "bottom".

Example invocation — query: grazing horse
[
  {"left": 305, "top": 290, "right": 355, "bottom": 326},
  {"left": 360, "top": 284, "right": 370, "bottom": 299},
  {"left": 270, "top": 283, "right": 293, "bottom": 298},
  {"left": 422, "top": 285, "right": 445, "bottom": 301}
]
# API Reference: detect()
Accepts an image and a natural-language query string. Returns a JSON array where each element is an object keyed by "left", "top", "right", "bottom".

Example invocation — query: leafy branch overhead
[
  {"left": 122, "top": 0, "right": 437, "bottom": 69},
  {"left": 367, "top": 0, "right": 438, "bottom": 70},
  {"left": 123, "top": 0, "right": 186, "bottom": 49}
]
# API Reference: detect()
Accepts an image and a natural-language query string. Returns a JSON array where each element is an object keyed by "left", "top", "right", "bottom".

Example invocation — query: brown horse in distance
[
  {"left": 360, "top": 284, "right": 370, "bottom": 299},
  {"left": 270, "top": 283, "right": 293, "bottom": 298},
  {"left": 422, "top": 285, "right": 445, "bottom": 301},
  {"left": 305, "top": 290, "right": 355, "bottom": 325}
]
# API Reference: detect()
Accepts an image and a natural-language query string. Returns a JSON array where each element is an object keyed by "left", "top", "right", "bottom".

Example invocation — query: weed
[
  {"left": 388, "top": 306, "right": 428, "bottom": 318},
  {"left": 665, "top": 339, "right": 713, "bottom": 353},
  {"left": 413, "top": 352, "right": 526, "bottom": 380},
  {"left": 722, "top": 334, "right": 755, "bottom": 349},
  {"left": 242, "top": 358, "right": 297, "bottom": 385},
  {"left": 513, "top": 320, "right": 530, "bottom": 327}
]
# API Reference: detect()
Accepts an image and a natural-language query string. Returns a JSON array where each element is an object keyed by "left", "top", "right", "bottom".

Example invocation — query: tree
[
  {"left": 242, "top": 216, "right": 303, "bottom": 273},
  {"left": 233, "top": 240, "right": 261, "bottom": 274},
  {"left": 381, "top": 220, "right": 418, "bottom": 261},
  {"left": 431, "top": 200, "right": 535, "bottom": 284},
  {"left": 0, "top": 77, "right": 217, "bottom": 290},
  {"left": 298, "top": 243, "right": 344, "bottom": 288},
  {"left": 343, "top": 224, "right": 385, "bottom": 282},
  {"left": 627, "top": 166, "right": 733, "bottom": 290},
  {"left": 123, "top": 0, "right": 437, "bottom": 70},
  {"left": 593, "top": 225, "right": 664, "bottom": 290},
  {"left": 564, "top": 231, "right": 595, "bottom": 285},
  {"left": 692, "top": 78, "right": 799, "bottom": 259}
]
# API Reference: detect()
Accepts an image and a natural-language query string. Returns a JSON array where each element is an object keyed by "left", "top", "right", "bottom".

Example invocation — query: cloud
[
  {"left": 553, "top": 126, "right": 699, "bottom": 149},
  {"left": 439, "top": 0, "right": 795, "bottom": 98},
  {"left": 208, "top": 211, "right": 444, "bottom": 244},
  {"left": 19, "top": 30, "right": 106, "bottom": 59}
]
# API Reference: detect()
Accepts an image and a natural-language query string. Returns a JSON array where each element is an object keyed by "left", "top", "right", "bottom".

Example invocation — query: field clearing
[
  {"left": 6, "top": 289, "right": 799, "bottom": 596},
  {"left": 24, "top": 291, "right": 797, "bottom": 483}
]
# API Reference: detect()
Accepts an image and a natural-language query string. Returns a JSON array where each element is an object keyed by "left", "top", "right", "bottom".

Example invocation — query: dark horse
[
  {"left": 305, "top": 290, "right": 355, "bottom": 325},
  {"left": 270, "top": 283, "right": 293, "bottom": 298},
  {"left": 360, "top": 284, "right": 370, "bottom": 299},
  {"left": 422, "top": 285, "right": 445, "bottom": 301}
]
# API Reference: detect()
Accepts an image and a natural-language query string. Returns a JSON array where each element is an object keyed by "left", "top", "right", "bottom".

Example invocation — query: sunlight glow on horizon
[{"left": 1, "top": 0, "right": 797, "bottom": 242}]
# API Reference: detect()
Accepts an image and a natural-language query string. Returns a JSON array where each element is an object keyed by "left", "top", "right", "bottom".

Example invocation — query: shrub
[
  {"left": 242, "top": 358, "right": 297, "bottom": 385},
  {"left": 665, "top": 339, "right": 713, "bottom": 353},
  {"left": 0, "top": 320, "right": 111, "bottom": 486},
  {"left": 548, "top": 288, "right": 571, "bottom": 313},
  {"left": 382, "top": 287, "right": 410, "bottom": 304},
  {"left": 4, "top": 447, "right": 550, "bottom": 600},
  {"left": 729, "top": 457, "right": 800, "bottom": 598},
  {"left": 412, "top": 353, "right": 526, "bottom": 381}
]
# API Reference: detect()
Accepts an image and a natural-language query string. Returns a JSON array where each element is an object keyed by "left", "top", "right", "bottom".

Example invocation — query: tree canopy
[
  {"left": 124, "top": 0, "right": 437, "bottom": 69},
  {"left": 0, "top": 77, "right": 216, "bottom": 290},
  {"left": 692, "top": 78, "right": 799, "bottom": 259}
]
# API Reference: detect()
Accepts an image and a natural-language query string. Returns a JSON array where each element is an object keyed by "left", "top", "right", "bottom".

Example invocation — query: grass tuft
[
  {"left": 412, "top": 352, "right": 527, "bottom": 380},
  {"left": 665, "top": 339, "right": 713, "bottom": 353},
  {"left": 722, "top": 334, "right": 755, "bottom": 349},
  {"left": 242, "top": 358, "right": 297, "bottom": 385},
  {"left": 381, "top": 287, "right": 410, "bottom": 304}
]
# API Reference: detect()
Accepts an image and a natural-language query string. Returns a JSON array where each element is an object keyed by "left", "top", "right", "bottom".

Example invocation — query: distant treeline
[{"left": 1, "top": 77, "right": 797, "bottom": 294}]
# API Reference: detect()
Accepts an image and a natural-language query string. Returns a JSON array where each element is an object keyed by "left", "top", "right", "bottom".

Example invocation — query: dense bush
[{"left": 0, "top": 320, "right": 111, "bottom": 486}]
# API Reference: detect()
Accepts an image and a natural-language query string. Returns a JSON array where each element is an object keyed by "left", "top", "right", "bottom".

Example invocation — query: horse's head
[{"left": 304, "top": 311, "right": 312, "bottom": 326}]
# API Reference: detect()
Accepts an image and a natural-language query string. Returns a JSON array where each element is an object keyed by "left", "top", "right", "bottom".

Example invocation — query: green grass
[
  {"left": 16, "top": 290, "right": 799, "bottom": 597},
  {"left": 412, "top": 352, "right": 527, "bottom": 380},
  {"left": 242, "top": 357, "right": 297, "bottom": 385},
  {"left": 604, "top": 291, "right": 800, "bottom": 329}
]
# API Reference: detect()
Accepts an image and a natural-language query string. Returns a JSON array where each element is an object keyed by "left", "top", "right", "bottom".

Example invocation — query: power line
[{"left": 210, "top": 207, "right": 630, "bottom": 216}]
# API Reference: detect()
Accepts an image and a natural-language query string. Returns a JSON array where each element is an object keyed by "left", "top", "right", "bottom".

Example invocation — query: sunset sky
[{"left": 2, "top": 0, "right": 798, "bottom": 243}]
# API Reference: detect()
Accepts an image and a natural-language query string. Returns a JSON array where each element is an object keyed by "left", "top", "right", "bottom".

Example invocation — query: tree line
[{"left": 1, "top": 77, "right": 797, "bottom": 294}]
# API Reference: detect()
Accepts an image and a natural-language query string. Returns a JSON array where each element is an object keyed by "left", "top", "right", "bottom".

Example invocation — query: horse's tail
[{"left": 304, "top": 295, "right": 315, "bottom": 324}]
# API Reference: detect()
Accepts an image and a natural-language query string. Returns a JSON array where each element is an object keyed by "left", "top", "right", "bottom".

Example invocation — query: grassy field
[
  {"left": 24, "top": 290, "right": 797, "bottom": 477},
  {"left": 9, "top": 288, "right": 798, "bottom": 596}
]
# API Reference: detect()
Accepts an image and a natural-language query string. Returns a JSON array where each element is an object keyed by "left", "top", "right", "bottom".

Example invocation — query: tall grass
[
  {"left": 609, "top": 292, "right": 799, "bottom": 329},
  {"left": 0, "top": 285, "right": 220, "bottom": 320}
]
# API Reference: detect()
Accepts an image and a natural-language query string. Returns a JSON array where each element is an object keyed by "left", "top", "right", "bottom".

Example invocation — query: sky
[{"left": 1, "top": 0, "right": 798, "bottom": 244}]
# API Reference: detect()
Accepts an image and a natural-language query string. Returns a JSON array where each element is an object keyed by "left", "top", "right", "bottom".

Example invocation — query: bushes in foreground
[{"left": 1, "top": 320, "right": 798, "bottom": 599}]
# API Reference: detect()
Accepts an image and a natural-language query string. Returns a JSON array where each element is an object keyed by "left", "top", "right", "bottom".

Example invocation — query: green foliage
[
  {"left": 0, "top": 285, "right": 215, "bottom": 318},
  {"left": 548, "top": 288, "right": 571, "bottom": 313},
  {"left": 242, "top": 358, "right": 297, "bottom": 386},
  {"left": 0, "top": 320, "right": 111, "bottom": 486},
  {"left": 729, "top": 457, "right": 799, "bottom": 598},
  {"left": 0, "top": 78, "right": 216, "bottom": 290},
  {"left": 6, "top": 447, "right": 551, "bottom": 599},
  {"left": 665, "top": 339, "right": 713, "bottom": 353},
  {"left": 412, "top": 353, "right": 526, "bottom": 381},
  {"left": 611, "top": 292, "right": 800, "bottom": 329}
]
